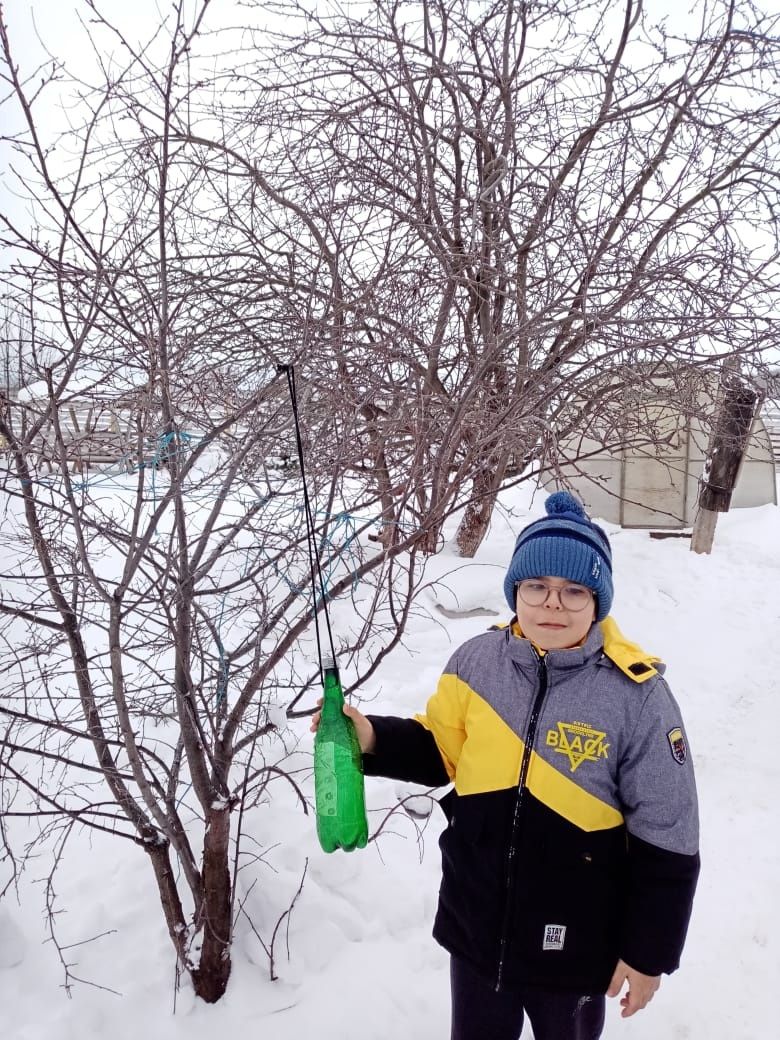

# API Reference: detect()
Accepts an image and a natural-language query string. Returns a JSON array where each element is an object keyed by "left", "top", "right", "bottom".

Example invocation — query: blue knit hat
[{"left": 504, "top": 491, "right": 613, "bottom": 621}]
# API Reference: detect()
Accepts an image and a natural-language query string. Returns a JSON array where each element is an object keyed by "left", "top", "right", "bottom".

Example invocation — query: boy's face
[{"left": 514, "top": 576, "right": 596, "bottom": 650}]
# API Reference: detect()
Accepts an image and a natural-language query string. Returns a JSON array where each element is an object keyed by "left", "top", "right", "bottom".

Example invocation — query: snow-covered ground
[{"left": 1, "top": 482, "right": 778, "bottom": 1040}]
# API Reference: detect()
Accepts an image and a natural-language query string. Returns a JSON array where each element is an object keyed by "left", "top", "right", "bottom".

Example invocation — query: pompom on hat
[{"left": 504, "top": 491, "right": 613, "bottom": 622}]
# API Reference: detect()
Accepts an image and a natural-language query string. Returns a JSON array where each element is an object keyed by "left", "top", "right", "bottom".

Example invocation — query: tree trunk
[
  {"left": 146, "top": 841, "right": 191, "bottom": 965},
  {"left": 192, "top": 805, "right": 232, "bottom": 1002},
  {"left": 416, "top": 521, "right": 443, "bottom": 555},
  {"left": 372, "top": 445, "right": 398, "bottom": 548},
  {"left": 454, "top": 455, "right": 508, "bottom": 558}
]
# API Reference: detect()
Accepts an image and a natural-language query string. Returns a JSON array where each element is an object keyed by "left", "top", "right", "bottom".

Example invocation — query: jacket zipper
[{"left": 495, "top": 650, "right": 549, "bottom": 992}]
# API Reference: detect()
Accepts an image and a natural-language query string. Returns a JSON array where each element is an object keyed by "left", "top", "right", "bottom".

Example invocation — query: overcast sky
[{"left": 1, "top": 1, "right": 246, "bottom": 265}]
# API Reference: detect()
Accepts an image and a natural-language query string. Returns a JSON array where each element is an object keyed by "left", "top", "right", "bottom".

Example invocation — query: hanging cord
[{"left": 278, "top": 364, "right": 337, "bottom": 678}]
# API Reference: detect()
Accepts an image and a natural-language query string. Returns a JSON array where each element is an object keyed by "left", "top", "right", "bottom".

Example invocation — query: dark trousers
[{"left": 450, "top": 956, "right": 606, "bottom": 1040}]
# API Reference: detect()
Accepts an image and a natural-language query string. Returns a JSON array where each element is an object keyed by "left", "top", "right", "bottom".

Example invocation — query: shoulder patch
[
  {"left": 628, "top": 661, "right": 653, "bottom": 676},
  {"left": 667, "top": 727, "right": 688, "bottom": 764}
]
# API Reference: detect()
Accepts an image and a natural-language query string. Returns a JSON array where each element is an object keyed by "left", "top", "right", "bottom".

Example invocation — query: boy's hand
[
  {"left": 310, "top": 700, "right": 377, "bottom": 754},
  {"left": 607, "top": 959, "right": 661, "bottom": 1017}
]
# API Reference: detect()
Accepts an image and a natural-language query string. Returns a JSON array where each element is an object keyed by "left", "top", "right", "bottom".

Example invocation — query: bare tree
[
  {"left": 0, "top": 1, "right": 434, "bottom": 1002},
  {"left": 238, "top": 0, "right": 780, "bottom": 554}
]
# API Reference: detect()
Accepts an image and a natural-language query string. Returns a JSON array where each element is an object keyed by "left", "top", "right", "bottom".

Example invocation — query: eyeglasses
[{"left": 515, "top": 579, "right": 594, "bottom": 612}]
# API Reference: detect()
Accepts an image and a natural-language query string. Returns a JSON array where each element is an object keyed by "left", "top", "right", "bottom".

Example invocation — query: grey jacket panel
[
  {"left": 443, "top": 621, "right": 699, "bottom": 856},
  {"left": 618, "top": 676, "right": 699, "bottom": 853}
]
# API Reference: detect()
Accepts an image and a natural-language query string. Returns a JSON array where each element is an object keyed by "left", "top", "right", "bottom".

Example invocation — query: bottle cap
[{"left": 321, "top": 652, "right": 336, "bottom": 670}]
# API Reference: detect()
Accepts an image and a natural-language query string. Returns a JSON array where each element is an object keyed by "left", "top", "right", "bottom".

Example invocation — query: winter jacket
[{"left": 363, "top": 617, "right": 700, "bottom": 994}]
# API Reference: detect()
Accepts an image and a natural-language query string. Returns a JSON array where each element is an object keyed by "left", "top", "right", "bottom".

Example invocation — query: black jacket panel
[{"left": 620, "top": 833, "right": 701, "bottom": 976}]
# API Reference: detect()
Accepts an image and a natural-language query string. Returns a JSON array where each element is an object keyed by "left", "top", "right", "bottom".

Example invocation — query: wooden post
[{"left": 691, "top": 378, "right": 758, "bottom": 554}]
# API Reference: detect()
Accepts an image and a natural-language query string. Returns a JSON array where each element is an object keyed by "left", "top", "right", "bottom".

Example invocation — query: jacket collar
[{"left": 497, "top": 615, "right": 661, "bottom": 683}]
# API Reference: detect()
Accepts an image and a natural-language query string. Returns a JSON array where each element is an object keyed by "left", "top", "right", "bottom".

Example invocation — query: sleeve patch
[{"left": 667, "top": 727, "right": 688, "bottom": 764}]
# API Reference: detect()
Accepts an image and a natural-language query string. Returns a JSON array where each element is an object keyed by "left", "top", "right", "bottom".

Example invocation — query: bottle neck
[{"left": 321, "top": 666, "right": 344, "bottom": 712}]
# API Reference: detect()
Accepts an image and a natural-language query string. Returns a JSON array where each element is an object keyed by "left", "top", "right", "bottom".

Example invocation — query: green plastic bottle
[{"left": 314, "top": 655, "right": 368, "bottom": 853}]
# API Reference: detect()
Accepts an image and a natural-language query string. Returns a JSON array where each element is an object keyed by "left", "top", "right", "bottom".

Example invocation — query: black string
[{"left": 278, "top": 364, "right": 336, "bottom": 678}]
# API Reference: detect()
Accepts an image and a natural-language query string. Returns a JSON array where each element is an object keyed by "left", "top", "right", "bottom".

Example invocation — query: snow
[
  {"left": 1, "top": 482, "right": 779, "bottom": 1039},
  {"left": 15, "top": 368, "right": 151, "bottom": 403}
]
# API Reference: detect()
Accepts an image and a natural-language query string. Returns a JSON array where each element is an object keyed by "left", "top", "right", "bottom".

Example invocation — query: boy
[{"left": 315, "top": 491, "right": 700, "bottom": 1040}]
